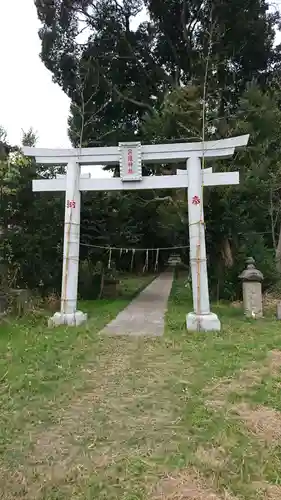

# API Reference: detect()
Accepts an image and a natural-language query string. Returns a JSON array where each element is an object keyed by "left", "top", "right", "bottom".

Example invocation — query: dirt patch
[
  {"left": 2, "top": 343, "right": 186, "bottom": 498},
  {"left": 29, "top": 347, "right": 133, "bottom": 452},
  {"left": 206, "top": 351, "right": 281, "bottom": 410},
  {"left": 233, "top": 403, "right": 281, "bottom": 445},
  {"left": 230, "top": 301, "right": 242, "bottom": 309},
  {"left": 195, "top": 446, "right": 226, "bottom": 469},
  {"left": 268, "top": 350, "right": 281, "bottom": 374},
  {"left": 30, "top": 391, "right": 100, "bottom": 462},
  {"left": 1, "top": 350, "right": 133, "bottom": 498},
  {"left": 0, "top": 467, "right": 28, "bottom": 500},
  {"left": 152, "top": 469, "right": 236, "bottom": 499},
  {"left": 254, "top": 482, "right": 281, "bottom": 499},
  {"left": 207, "top": 368, "right": 261, "bottom": 401},
  {"left": 266, "top": 486, "right": 281, "bottom": 499},
  {"left": 263, "top": 485, "right": 281, "bottom": 500},
  {"left": 263, "top": 293, "right": 281, "bottom": 311}
]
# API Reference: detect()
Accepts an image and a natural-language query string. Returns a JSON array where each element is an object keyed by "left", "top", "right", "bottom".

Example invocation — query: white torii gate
[{"left": 23, "top": 134, "right": 249, "bottom": 331}]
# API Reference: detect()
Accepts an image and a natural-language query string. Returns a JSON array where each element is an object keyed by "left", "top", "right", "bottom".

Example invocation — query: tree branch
[
  {"left": 143, "top": 195, "right": 186, "bottom": 224},
  {"left": 202, "top": 4, "right": 214, "bottom": 166},
  {"left": 181, "top": 0, "right": 204, "bottom": 45},
  {"left": 100, "top": 66, "right": 154, "bottom": 113}
]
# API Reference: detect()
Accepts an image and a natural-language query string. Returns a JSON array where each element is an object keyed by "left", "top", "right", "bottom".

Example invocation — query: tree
[
  {"left": 12, "top": 0, "right": 280, "bottom": 301},
  {"left": 21, "top": 127, "right": 38, "bottom": 147},
  {"left": 36, "top": 0, "right": 280, "bottom": 147},
  {"left": 204, "top": 84, "right": 281, "bottom": 298},
  {"left": 36, "top": 0, "right": 167, "bottom": 147},
  {"left": 141, "top": 82, "right": 281, "bottom": 298},
  {"left": 0, "top": 129, "right": 65, "bottom": 293}
]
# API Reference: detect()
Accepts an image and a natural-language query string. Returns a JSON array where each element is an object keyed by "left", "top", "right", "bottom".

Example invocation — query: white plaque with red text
[{"left": 119, "top": 142, "right": 142, "bottom": 181}]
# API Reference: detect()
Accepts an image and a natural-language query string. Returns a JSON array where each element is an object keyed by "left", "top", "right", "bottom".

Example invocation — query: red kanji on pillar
[
  {"left": 67, "top": 200, "right": 76, "bottom": 209},
  {"left": 192, "top": 195, "right": 200, "bottom": 205},
  {"left": 127, "top": 148, "right": 133, "bottom": 174}
]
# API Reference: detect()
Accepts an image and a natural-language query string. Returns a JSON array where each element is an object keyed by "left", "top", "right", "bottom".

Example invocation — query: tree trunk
[
  {"left": 276, "top": 224, "right": 281, "bottom": 273},
  {"left": 221, "top": 238, "right": 234, "bottom": 268},
  {"left": 99, "top": 267, "right": 105, "bottom": 299}
]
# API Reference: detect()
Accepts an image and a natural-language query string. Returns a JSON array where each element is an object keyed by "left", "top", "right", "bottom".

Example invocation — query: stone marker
[
  {"left": 239, "top": 257, "right": 264, "bottom": 318},
  {"left": 276, "top": 302, "right": 281, "bottom": 320},
  {"left": 168, "top": 254, "right": 182, "bottom": 267},
  {"left": 0, "top": 293, "right": 7, "bottom": 315}
]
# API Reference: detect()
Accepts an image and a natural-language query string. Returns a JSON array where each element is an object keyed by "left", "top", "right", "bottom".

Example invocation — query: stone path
[{"left": 101, "top": 272, "right": 174, "bottom": 337}]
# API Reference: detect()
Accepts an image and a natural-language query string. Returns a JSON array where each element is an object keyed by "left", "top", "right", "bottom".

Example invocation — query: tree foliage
[
  {"left": 1, "top": 0, "right": 281, "bottom": 301},
  {"left": 36, "top": 0, "right": 280, "bottom": 145}
]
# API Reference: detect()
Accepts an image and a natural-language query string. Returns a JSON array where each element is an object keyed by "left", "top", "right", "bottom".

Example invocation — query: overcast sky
[
  {"left": 1, "top": 0, "right": 281, "bottom": 151},
  {"left": 0, "top": 0, "right": 70, "bottom": 148}
]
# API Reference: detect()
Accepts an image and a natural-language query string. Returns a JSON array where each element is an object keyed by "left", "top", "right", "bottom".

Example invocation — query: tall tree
[
  {"left": 36, "top": 0, "right": 169, "bottom": 147},
  {"left": 145, "top": 0, "right": 279, "bottom": 108},
  {"left": 36, "top": 0, "right": 280, "bottom": 146}
]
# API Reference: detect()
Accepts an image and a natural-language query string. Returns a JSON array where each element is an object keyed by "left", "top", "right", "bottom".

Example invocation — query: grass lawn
[{"left": 1, "top": 273, "right": 281, "bottom": 499}]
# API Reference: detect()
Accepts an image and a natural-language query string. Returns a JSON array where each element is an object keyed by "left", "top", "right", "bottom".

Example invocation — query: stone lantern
[
  {"left": 239, "top": 257, "right": 264, "bottom": 318},
  {"left": 168, "top": 254, "right": 182, "bottom": 268},
  {"left": 168, "top": 254, "right": 182, "bottom": 278}
]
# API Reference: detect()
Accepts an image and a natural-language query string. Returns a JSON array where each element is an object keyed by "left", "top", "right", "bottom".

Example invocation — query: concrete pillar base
[
  {"left": 48, "top": 311, "right": 87, "bottom": 327},
  {"left": 186, "top": 312, "right": 221, "bottom": 332}
]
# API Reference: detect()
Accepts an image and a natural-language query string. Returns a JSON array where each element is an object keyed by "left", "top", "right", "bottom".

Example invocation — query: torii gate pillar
[
  {"left": 51, "top": 161, "right": 87, "bottom": 327},
  {"left": 186, "top": 157, "right": 220, "bottom": 331}
]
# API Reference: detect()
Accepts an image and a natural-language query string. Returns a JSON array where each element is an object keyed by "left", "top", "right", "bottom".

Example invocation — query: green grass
[{"left": 1, "top": 273, "right": 281, "bottom": 499}]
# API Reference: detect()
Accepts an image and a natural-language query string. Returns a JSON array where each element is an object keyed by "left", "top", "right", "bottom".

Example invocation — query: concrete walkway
[{"left": 101, "top": 272, "right": 174, "bottom": 337}]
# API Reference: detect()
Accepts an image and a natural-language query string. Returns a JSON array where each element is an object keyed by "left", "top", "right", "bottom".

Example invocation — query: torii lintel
[{"left": 23, "top": 135, "right": 249, "bottom": 166}]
